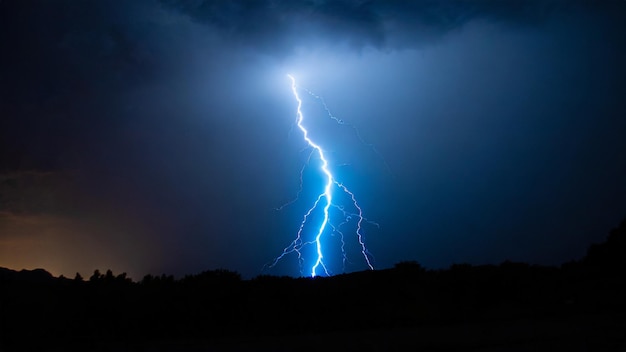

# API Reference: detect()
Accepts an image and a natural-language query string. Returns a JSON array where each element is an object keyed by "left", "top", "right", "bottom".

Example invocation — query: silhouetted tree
[
  {"left": 394, "top": 260, "right": 426, "bottom": 274},
  {"left": 116, "top": 272, "right": 131, "bottom": 284},
  {"left": 585, "top": 217, "right": 626, "bottom": 273},
  {"left": 104, "top": 269, "right": 115, "bottom": 283},
  {"left": 89, "top": 269, "right": 102, "bottom": 282},
  {"left": 74, "top": 272, "right": 84, "bottom": 282},
  {"left": 141, "top": 274, "right": 154, "bottom": 285}
]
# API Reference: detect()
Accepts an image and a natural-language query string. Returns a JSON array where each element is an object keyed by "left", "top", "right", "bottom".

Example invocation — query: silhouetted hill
[
  {"left": 0, "top": 267, "right": 54, "bottom": 283},
  {"left": 584, "top": 218, "right": 626, "bottom": 273},
  {"left": 0, "top": 219, "right": 624, "bottom": 351}
]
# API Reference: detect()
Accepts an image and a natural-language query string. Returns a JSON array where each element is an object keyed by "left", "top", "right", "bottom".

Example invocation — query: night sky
[{"left": 1, "top": 0, "right": 625, "bottom": 279}]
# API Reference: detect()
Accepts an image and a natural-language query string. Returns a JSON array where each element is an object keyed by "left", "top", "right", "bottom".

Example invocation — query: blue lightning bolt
[{"left": 267, "top": 75, "right": 375, "bottom": 277}]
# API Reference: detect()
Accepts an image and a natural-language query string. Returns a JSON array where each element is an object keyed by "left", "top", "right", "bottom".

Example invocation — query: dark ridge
[
  {"left": 584, "top": 217, "right": 626, "bottom": 273},
  {"left": 0, "top": 217, "right": 624, "bottom": 351},
  {"left": 0, "top": 267, "right": 54, "bottom": 283}
]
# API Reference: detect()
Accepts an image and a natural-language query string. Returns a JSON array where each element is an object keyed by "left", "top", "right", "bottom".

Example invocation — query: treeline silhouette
[{"left": 0, "top": 219, "right": 624, "bottom": 351}]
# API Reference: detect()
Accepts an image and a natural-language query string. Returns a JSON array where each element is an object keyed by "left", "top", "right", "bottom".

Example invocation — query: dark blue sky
[{"left": 1, "top": 0, "right": 625, "bottom": 279}]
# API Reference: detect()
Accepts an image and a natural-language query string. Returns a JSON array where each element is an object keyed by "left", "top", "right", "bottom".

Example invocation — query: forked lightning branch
[{"left": 267, "top": 75, "right": 375, "bottom": 277}]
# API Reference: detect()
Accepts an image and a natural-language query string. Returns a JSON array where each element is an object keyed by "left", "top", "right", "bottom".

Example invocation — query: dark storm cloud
[
  {"left": 161, "top": 0, "right": 617, "bottom": 53},
  {"left": 1, "top": 0, "right": 158, "bottom": 172},
  {"left": 0, "top": 0, "right": 618, "bottom": 157}
]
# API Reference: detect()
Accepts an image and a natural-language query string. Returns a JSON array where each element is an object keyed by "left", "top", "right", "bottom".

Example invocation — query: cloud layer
[{"left": 162, "top": 0, "right": 616, "bottom": 53}]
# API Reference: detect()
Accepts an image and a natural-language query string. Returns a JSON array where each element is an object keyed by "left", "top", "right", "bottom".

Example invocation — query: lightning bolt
[{"left": 266, "top": 75, "right": 375, "bottom": 277}]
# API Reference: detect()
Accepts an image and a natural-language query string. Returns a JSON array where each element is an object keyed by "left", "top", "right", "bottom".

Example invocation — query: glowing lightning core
[{"left": 268, "top": 75, "right": 374, "bottom": 277}]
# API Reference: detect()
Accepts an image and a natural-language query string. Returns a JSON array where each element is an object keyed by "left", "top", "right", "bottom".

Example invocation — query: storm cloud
[{"left": 161, "top": 0, "right": 615, "bottom": 53}]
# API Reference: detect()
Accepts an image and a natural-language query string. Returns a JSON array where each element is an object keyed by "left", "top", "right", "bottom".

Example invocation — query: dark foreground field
[
  {"left": 1, "top": 220, "right": 624, "bottom": 351},
  {"left": 134, "top": 316, "right": 622, "bottom": 352}
]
